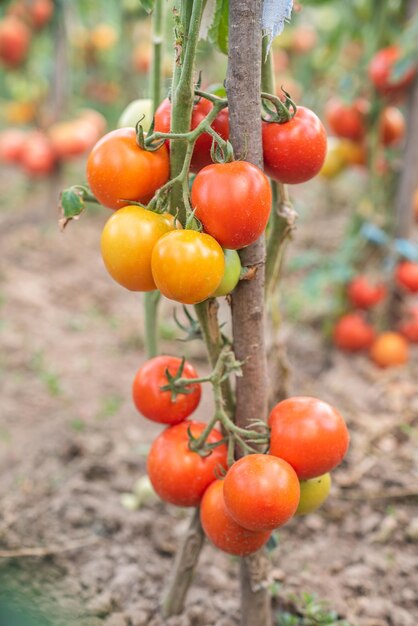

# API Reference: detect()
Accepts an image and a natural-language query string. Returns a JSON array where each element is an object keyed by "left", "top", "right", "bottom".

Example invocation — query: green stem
[
  {"left": 143, "top": 290, "right": 160, "bottom": 358},
  {"left": 265, "top": 182, "right": 294, "bottom": 296}
]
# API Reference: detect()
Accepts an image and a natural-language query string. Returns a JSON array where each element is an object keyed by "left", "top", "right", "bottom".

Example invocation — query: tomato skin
[
  {"left": 369, "top": 46, "right": 417, "bottom": 96},
  {"left": 132, "top": 356, "right": 201, "bottom": 424},
  {"left": 0, "top": 16, "right": 31, "bottom": 68},
  {"left": 379, "top": 107, "right": 405, "bottom": 146},
  {"left": 212, "top": 249, "right": 241, "bottom": 297},
  {"left": 147, "top": 421, "right": 228, "bottom": 507},
  {"left": 200, "top": 480, "right": 271, "bottom": 556},
  {"left": 151, "top": 230, "right": 224, "bottom": 304},
  {"left": 86, "top": 128, "right": 170, "bottom": 210},
  {"left": 154, "top": 98, "right": 229, "bottom": 173},
  {"left": 296, "top": 473, "right": 331, "bottom": 516},
  {"left": 333, "top": 313, "right": 375, "bottom": 352},
  {"left": 395, "top": 261, "right": 418, "bottom": 293},
  {"left": 347, "top": 276, "right": 386, "bottom": 309},
  {"left": 0, "top": 128, "right": 27, "bottom": 163},
  {"left": 117, "top": 98, "right": 153, "bottom": 131},
  {"left": 262, "top": 107, "right": 327, "bottom": 184},
  {"left": 268, "top": 397, "right": 350, "bottom": 480},
  {"left": 370, "top": 332, "right": 409, "bottom": 368},
  {"left": 191, "top": 161, "right": 272, "bottom": 249},
  {"left": 325, "top": 97, "right": 366, "bottom": 142},
  {"left": 100, "top": 205, "right": 174, "bottom": 291}
]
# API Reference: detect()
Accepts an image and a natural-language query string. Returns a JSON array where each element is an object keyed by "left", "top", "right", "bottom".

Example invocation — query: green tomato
[
  {"left": 295, "top": 473, "right": 331, "bottom": 516},
  {"left": 212, "top": 249, "right": 241, "bottom": 297},
  {"left": 118, "top": 98, "right": 153, "bottom": 131}
]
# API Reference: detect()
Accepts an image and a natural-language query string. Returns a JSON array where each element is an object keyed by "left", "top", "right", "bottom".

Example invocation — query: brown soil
[{"left": 0, "top": 169, "right": 417, "bottom": 626}]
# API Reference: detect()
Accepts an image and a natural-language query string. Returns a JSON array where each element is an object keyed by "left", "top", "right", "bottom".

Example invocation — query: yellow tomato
[{"left": 295, "top": 473, "right": 331, "bottom": 516}]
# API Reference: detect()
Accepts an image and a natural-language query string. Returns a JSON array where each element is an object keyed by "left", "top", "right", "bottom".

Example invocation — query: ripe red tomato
[
  {"left": 347, "top": 276, "right": 386, "bottom": 309},
  {"left": 30, "top": 0, "right": 54, "bottom": 29},
  {"left": 223, "top": 454, "right": 300, "bottom": 531},
  {"left": 151, "top": 230, "right": 224, "bottom": 304},
  {"left": 101, "top": 206, "right": 175, "bottom": 291},
  {"left": 333, "top": 312, "right": 375, "bottom": 352},
  {"left": 262, "top": 107, "right": 327, "bottom": 184},
  {"left": 86, "top": 128, "right": 170, "bottom": 210},
  {"left": 200, "top": 479, "right": 271, "bottom": 556},
  {"left": 369, "top": 46, "right": 417, "bottom": 96},
  {"left": 379, "top": 107, "right": 405, "bottom": 146},
  {"left": 399, "top": 316, "right": 418, "bottom": 343},
  {"left": 191, "top": 161, "right": 271, "bottom": 249},
  {"left": 0, "top": 16, "right": 31, "bottom": 68},
  {"left": 147, "top": 421, "right": 228, "bottom": 507},
  {"left": 325, "top": 97, "right": 367, "bottom": 142},
  {"left": 21, "top": 132, "right": 56, "bottom": 176},
  {"left": 395, "top": 261, "right": 418, "bottom": 293},
  {"left": 132, "top": 355, "right": 201, "bottom": 424},
  {"left": 154, "top": 97, "right": 229, "bottom": 173},
  {"left": 370, "top": 332, "right": 409, "bottom": 368},
  {"left": 0, "top": 128, "right": 27, "bottom": 163},
  {"left": 268, "top": 397, "right": 350, "bottom": 480}
]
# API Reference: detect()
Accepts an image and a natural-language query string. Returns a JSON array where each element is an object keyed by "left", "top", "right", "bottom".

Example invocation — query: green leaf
[
  {"left": 139, "top": 0, "right": 154, "bottom": 13},
  {"left": 207, "top": 0, "right": 229, "bottom": 55},
  {"left": 61, "top": 187, "right": 85, "bottom": 219}
]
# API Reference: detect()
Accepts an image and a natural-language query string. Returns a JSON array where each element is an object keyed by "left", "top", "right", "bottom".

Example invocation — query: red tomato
[
  {"left": 200, "top": 480, "right": 271, "bottom": 556},
  {"left": 191, "top": 161, "right": 271, "bottom": 249},
  {"left": 154, "top": 97, "right": 229, "bottom": 172},
  {"left": 86, "top": 128, "right": 170, "bottom": 210},
  {"left": 30, "top": 0, "right": 54, "bottom": 29},
  {"left": 395, "top": 261, "right": 418, "bottom": 293},
  {"left": 0, "top": 128, "right": 27, "bottom": 163},
  {"left": 399, "top": 313, "right": 418, "bottom": 343},
  {"left": 0, "top": 16, "right": 31, "bottom": 68},
  {"left": 379, "top": 107, "right": 405, "bottom": 146},
  {"left": 262, "top": 107, "right": 327, "bottom": 184},
  {"left": 223, "top": 454, "right": 300, "bottom": 532},
  {"left": 370, "top": 332, "right": 409, "bottom": 368},
  {"left": 369, "top": 46, "right": 417, "bottom": 96},
  {"left": 333, "top": 312, "right": 376, "bottom": 352},
  {"left": 21, "top": 132, "right": 56, "bottom": 176},
  {"left": 132, "top": 355, "right": 201, "bottom": 424},
  {"left": 347, "top": 276, "right": 386, "bottom": 309},
  {"left": 325, "top": 97, "right": 367, "bottom": 142},
  {"left": 151, "top": 230, "right": 225, "bottom": 304},
  {"left": 268, "top": 397, "right": 350, "bottom": 480},
  {"left": 147, "top": 421, "right": 228, "bottom": 507}
]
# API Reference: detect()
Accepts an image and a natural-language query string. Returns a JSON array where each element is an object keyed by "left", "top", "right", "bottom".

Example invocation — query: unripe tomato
[
  {"left": 101, "top": 205, "right": 175, "bottom": 291},
  {"left": 0, "top": 16, "right": 31, "bottom": 68},
  {"left": 370, "top": 332, "right": 409, "bottom": 368},
  {"left": 132, "top": 355, "right": 201, "bottom": 424},
  {"left": 151, "top": 230, "right": 224, "bottom": 304},
  {"left": 325, "top": 97, "right": 367, "bottom": 142},
  {"left": 86, "top": 128, "right": 170, "bottom": 210},
  {"left": 269, "top": 397, "right": 350, "bottom": 480},
  {"left": 154, "top": 97, "right": 229, "bottom": 173},
  {"left": 395, "top": 261, "right": 418, "bottom": 293},
  {"left": 147, "top": 421, "right": 228, "bottom": 507},
  {"left": 333, "top": 313, "right": 375, "bottom": 352},
  {"left": 0, "top": 128, "right": 27, "bottom": 163},
  {"left": 295, "top": 473, "right": 331, "bottom": 516},
  {"left": 117, "top": 98, "right": 153, "bottom": 131},
  {"left": 319, "top": 138, "right": 346, "bottom": 179},
  {"left": 200, "top": 480, "right": 271, "bottom": 556},
  {"left": 262, "top": 107, "right": 327, "bottom": 184},
  {"left": 347, "top": 276, "right": 386, "bottom": 309},
  {"left": 369, "top": 46, "right": 417, "bottom": 96},
  {"left": 379, "top": 107, "right": 405, "bottom": 146},
  {"left": 337, "top": 139, "right": 367, "bottom": 167},
  {"left": 191, "top": 161, "right": 272, "bottom": 249},
  {"left": 21, "top": 132, "right": 56, "bottom": 176},
  {"left": 212, "top": 249, "right": 241, "bottom": 297}
]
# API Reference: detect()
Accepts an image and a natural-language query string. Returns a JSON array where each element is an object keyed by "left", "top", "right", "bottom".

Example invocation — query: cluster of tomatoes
[
  {"left": 0, "top": 109, "right": 106, "bottom": 177},
  {"left": 321, "top": 45, "right": 416, "bottom": 179},
  {"left": 0, "top": 0, "right": 53, "bottom": 69},
  {"left": 334, "top": 262, "right": 418, "bottom": 367},
  {"left": 131, "top": 355, "right": 349, "bottom": 556},
  {"left": 88, "top": 93, "right": 327, "bottom": 305}
]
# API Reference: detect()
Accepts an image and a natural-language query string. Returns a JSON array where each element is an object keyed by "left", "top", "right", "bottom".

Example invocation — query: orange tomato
[{"left": 370, "top": 332, "right": 409, "bottom": 368}]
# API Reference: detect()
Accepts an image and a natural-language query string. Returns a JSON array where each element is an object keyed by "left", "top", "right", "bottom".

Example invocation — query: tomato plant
[
  {"left": 200, "top": 479, "right": 271, "bottom": 557},
  {"left": 268, "top": 397, "right": 349, "bottom": 480},
  {"left": 100, "top": 205, "right": 175, "bottom": 291},
  {"left": 146, "top": 421, "right": 228, "bottom": 507},
  {"left": 262, "top": 106, "right": 327, "bottom": 184},
  {"left": 223, "top": 454, "right": 300, "bottom": 531},
  {"left": 395, "top": 261, "right": 418, "bottom": 293},
  {"left": 370, "top": 332, "right": 409, "bottom": 368},
  {"left": 191, "top": 161, "right": 272, "bottom": 249},
  {"left": 86, "top": 128, "right": 170, "bottom": 210},
  {"left": 347, "top": 276, "right": 386, "bottom": 309},
  {"left": 151, "top": 230, "right": 225, "bottom": 304},
  {"left": 296, "top": 473, "right": 331, "bottom": 517},
  {"left": 132, "top": 355, "right": 201, "bottom": 424},
  {"left": 333, "top": 313, "right": 376, "bottom": 352}
]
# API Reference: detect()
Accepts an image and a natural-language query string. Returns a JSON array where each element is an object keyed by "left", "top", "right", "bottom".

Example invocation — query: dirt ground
[{"left": 0, "top": 168, "right": 417, "bottom": 626}]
